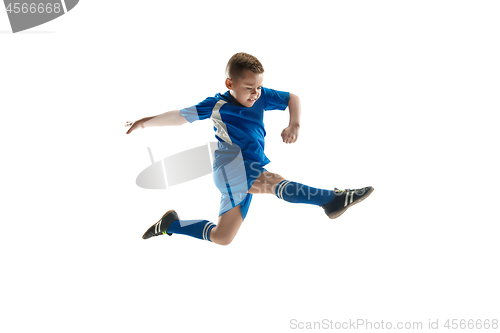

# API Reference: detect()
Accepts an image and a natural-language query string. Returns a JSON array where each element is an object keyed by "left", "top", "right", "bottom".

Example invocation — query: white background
[{"left": 1, "top": 1, "right": 499, "bottom": 332}]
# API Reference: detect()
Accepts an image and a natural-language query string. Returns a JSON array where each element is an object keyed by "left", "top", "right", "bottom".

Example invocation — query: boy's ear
[{"left": 225, "top": 78, "right": 233, "bottom": 90}]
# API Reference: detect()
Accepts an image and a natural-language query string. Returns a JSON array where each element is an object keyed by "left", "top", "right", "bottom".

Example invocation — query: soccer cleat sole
[
  {"left": 328, "top": 187, "right": 375, "bottom": 219},
  {"left": 142, "top": 209, "right": 176, "bottom": 239}
]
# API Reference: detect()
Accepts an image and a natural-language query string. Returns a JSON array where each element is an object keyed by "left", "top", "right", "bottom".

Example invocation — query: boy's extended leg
[
  {"left": 142, "top": 206, "right": 243, "bottom": 246},
  {"left": 248, "top": 171, "right": 374, "bottom": 219}
]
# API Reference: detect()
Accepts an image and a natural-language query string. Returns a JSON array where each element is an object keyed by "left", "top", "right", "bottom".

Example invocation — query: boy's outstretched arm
[
  {"left": 281, "top": 93, "right": 301, "bottom": 144},
  {"left": 125, "top": 110, "right": 188, "bottom": 134}
]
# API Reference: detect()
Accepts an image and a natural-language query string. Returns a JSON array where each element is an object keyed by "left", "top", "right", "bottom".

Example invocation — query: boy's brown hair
[{"left": 225, "top": 52, "right": 264, "bottom": 81}]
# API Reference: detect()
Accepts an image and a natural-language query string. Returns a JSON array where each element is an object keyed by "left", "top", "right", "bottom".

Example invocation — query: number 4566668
[
  {"left": 6, "top": 3, "right": 62, "bottom": 14},
  {"left": 444, "top": 319, "right": 498, "bottom": 329}
]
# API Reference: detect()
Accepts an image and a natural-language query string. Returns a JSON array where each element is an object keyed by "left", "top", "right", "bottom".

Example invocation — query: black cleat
[
  {"left": 322, "top": 187, "right": 374, "bottom": 219},
  {"left": 142, "top": 210, "right": 179, "bottom": 239}
]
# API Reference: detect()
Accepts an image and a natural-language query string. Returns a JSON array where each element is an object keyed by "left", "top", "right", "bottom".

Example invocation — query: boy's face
[{"left": 226, "top": 69, "right": 264, "bottom": 108}]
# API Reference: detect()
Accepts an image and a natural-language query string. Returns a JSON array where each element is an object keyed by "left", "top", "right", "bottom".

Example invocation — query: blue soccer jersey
[
  {"left": 180, "top": 87, "right": 289, "bottom": 167},
  {"left": 180, "top": 87, "right": 290, "bottom": 218}
]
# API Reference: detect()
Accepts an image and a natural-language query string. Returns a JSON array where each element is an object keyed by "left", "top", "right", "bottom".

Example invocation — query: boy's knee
[
  {"left": 217, "top": 238, "right": 233, "bottom": 246},
  {"left": 213, "top": 234, "right": 234, "bottom": 246},
  {"left": 249, "top": 171, "right": 286, "bottom": 194},
  {"left": 210, "top": 228, "right": 236, "bottom": 246},
  {"left": 263, "top": 171, "right": 285, "bottom": 184}
]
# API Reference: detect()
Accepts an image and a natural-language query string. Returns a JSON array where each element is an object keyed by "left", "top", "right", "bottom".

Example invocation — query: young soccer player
[{"left": 125, "top": 52, "right": 374, "bottom": 246}]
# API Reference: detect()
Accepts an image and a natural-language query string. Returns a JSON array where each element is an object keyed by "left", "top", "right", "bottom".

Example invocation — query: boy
[{"left": 125, "top": 52, "right": 373, "bottom": 246}]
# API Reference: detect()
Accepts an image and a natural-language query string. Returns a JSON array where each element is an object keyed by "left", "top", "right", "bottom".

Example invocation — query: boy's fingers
[{"left": 282, "top": 129, "right": 299, "bottom": 143}]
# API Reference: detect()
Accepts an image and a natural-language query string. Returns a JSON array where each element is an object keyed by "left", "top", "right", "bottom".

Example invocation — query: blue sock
[
  {"left": 275, "top": 180, "right": 335, "bottom": 206},
  {"left": 166, "top": 219, "right": 216, "bottom": 241}
]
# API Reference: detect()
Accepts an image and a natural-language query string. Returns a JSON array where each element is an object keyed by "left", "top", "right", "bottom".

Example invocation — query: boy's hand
[
  {"left": 281, "top": 124, "right": 300, "bottom": 144},
  {"left": 125, "top": 119, "right": 145, "bottom": 134}
]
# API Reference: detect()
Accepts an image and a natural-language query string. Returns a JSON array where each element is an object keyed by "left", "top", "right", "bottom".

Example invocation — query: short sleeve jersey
[{"left": 180, "top": 87, "right": 290, "bottom": 168}]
